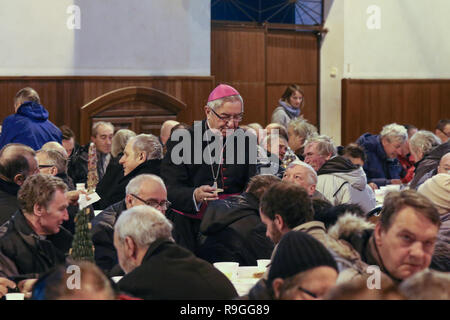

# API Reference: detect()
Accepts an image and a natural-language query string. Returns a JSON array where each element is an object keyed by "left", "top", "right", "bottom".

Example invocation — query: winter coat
[
  {"left": 95, "top": 159, "right": 161, "bottom": 210},
  {"left": 0, "top": 101, "right": 62, "bottom": 150},
  {"left": 0, "top": 179, "right": 20, "bottom": 226},
  {"left": 117, "top": 238, "right": 238, "bottom": 300},
  {"left": 409, "top": 141, "right": 450, "bottom": 189},
  {"left": 94, "top": 154, "right": 124, "bottom": 209},
  {"left": 356, "top": 133, "right": 404, "bottom": 187},
  {"left": 0, "top": 210, "right": 72, "bottom": 279},
  {"left": 91, "top": 200, "right": 127, "bottom": 273},
  {"left": 316, "top": 156, "right": 377, "bottom": 214},
  {"left": 328, "top": 213, "right": 400, "bottom": 284},
  {"left": 430, "top": 213, "right": 450, "bottom": 272},
  {"left": 271, "top": 100, "right": 300, "bottom": 128},
  {"left": 67, "top": 143, "right": 112, "bottom": 185},
  {"left": 196, "top": 192, "right": 274, "bottom": 266}
]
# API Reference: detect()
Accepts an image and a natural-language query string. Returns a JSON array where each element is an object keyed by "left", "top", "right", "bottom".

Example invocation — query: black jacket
[
  {"left": 95, "top": 159, "right": 161, "bottom": 210},
  {"left": 0, "top": 179, "right": 20, "bottom": 226},
  {"left": 91, "top": 199, "right": 127, "bottom": 273},
  {"left": 161, "top": 120, "right": 257, "bottom": 217},
  {"left": 67, "top": 143, "right": 89, "bottom": 184},
  {"left": 0, "top": 210, "right": 73, "bottom": 279},
  {"left": 197, "top": 192, "right": 274, "bottom": 266},
  {"left": 117, "top": 238, "right": 238, "bottom": 300},
  {"left": 94, "top": 154, "right": 124, "bottom": 209}
]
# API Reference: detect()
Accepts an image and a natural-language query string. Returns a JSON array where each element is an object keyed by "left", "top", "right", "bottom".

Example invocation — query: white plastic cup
[
  {"left": 5, "top": 293, "right": 25, "bottom": 300},
  {"left": 111, "top": 276, "right": 123, "bottom": 283},
  {"left": 213, "top": 262, "right": 239, "bottom": 280},
  {"left": 76, "top": 183, "right": 86, "bottom": 191},
  {"left": 257, "top": 259, "right": 271, "bottom": 271}
]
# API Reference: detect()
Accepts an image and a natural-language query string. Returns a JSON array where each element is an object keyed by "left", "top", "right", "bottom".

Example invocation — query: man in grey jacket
[{"left": 304, "top": 136, "right": 376, "bottom": 214}]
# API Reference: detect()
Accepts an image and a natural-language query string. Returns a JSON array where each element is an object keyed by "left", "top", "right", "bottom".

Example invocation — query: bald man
[
  {"left": 160, "top": 120, "right": 180, "bottom": 147},
  {"left": 0, "top": 144, "right": 39, "bottom": 225}
]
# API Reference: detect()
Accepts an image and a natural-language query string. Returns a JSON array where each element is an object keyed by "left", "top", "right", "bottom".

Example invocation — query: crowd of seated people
[{"left": 0, "top": 85, "right": 449, "bottom": 301}]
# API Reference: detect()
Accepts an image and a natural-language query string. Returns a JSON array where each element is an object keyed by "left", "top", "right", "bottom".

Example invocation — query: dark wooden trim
[{"left": 80, "top": 86, "right": 186, "bottom": 142}]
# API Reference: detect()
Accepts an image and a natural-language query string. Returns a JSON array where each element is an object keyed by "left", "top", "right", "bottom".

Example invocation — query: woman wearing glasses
[{"left": 271, "top": 84, "right": 305, "bottom": 129}]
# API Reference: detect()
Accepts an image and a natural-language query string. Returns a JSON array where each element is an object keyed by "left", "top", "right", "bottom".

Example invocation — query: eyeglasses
[
  {"left": 297, "top": 286, "right": 318, "bottom": 299},
  {"left": 209, "top": 107, "right": 243, "bottom": 123},
  {"left": 38, "top": 164, "right": 54, "bottom": 169},
  {"left": 130, "top": 194, "right": 171, "bottom": 210}
]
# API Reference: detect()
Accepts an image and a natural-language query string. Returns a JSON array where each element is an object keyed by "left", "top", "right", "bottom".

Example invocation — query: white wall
[
  {"left": 320, "top": 0, "right": 450, "bottom": 144},
  {"left": 0, "top": 0, "right": 210, "bottom": 76}
]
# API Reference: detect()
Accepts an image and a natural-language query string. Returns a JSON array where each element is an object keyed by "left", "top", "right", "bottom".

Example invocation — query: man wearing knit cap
[
  {"left": 418, "top": 173, "right": 450, "bottom": 272},
  {"left": 161, "top": 84, "right": 257, "bottom": 252},
  {"left": 246, "top": 231, "right": 338, "bottom": 300}
]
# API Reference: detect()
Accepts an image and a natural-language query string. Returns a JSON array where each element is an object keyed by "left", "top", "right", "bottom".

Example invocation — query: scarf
[{"left": 279, "top": 100, "right": 300, "bottom": 118}]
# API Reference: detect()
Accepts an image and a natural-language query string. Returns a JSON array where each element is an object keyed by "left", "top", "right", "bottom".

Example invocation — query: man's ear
[
  {"left": 272, "top": 278, "right": 284, "bottom": 299},
  {"left": 124, "top": 236, "right": 137, "bottom": 259},
  {"left": 309, "top": 184, "right": 316, "bottom": 195},
  {"left": 34, "top": 203, "right": 45, "bottom": 217},
  {"left": 274, "top": 214, "right": 285, "bottom": 231},
  {"left": 138, "top": 151, "right": 146, "bottom": 162},
  {"left": 13, "top": 174, "right": 26, "bottom": 186},
  {"left": 374, "top": 222, "right": 384, "bottom": 248},
  {"left": 50, "top": 166, "right": 58, "bottom": 176},
  {"left": 125, "top": 194, "right": 133, "bottom": 209},
  {"left": 204, "top": 105, "right": 211, "bottom": 119}
]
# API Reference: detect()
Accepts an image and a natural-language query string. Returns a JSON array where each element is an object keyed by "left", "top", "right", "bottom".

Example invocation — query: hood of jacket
[
  {"left": 318, "top": 156, "right": 368, "bottom": 191},
  {"left": 200, "top": 192, "right": 260, "bottom": 235},
  {"left": 16, "top": 101, "right": 49, "bottom": 121}
]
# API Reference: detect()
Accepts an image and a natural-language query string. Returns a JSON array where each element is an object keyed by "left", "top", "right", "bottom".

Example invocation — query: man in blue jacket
[
  {"left": 0, "top": 87, "right": 62, "bottom": 150},
  {"left": 357, "top": 123, "right": 407, "bottom": 189}
]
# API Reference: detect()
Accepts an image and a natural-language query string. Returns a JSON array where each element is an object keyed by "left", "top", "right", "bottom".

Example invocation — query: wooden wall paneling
[
  {"left": 211, "top": 27, "right": 265, "bottom": 82},
  {"left": 342, "top": 79, "right": 450, "bottom": 146},
  {"left": 211, "top": 23, "right": 320, "bottom": 129},
  {"left": 211, "top": 24, "right": 266, "bottom": 126},
  {"left": 0, "top": 76, "right": 214, "bottom": 145},
  {"left": 266, "top": 31, "right": 318, "bottom": 84}
]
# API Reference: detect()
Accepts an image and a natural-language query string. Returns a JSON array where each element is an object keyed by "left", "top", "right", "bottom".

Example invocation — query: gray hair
[
  {"left": 92, "top": 121, "right": 114, "bottom": 137},
  {"left": 111, "top": 129, "right": 136, "bottom": 158},
  {"left": 305, "top": 135, "right": 337, "bottom": 157},
  {"left": 125, "top": 174, "right": 166, "bottom": 196},
  {"left": 40, "top": 141, "right": 68, "bottom": 159},
  {"left": 36, "top": 149, "right": 68, "bottom": 174},
  {"left": 409, "top": 130, "right": 441, "bottom": 156},
  {"left": 380, "top": 123, "right": 408, "bottom": 144},
  {"left": 288, "top": 118, "right": 318, "bottom": 141},
  {"left": 114, "top": 205, "right": 173, "bottom": 248},
  {"left": 287, "top": 160, "right": 318, "bottom": 185},
  {"left": 398, "top": 269, "right": 450, "bottom": 300},
  {"left": 129, "top": 134, "right": 163, "bottom": 160},
  {"left": 206, "top": 94, "right": 244, "bottom": 111}
]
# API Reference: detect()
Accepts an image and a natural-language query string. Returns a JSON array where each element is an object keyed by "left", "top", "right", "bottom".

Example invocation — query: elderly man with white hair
[
  {"left": 282, "top": 160, "right": 322, "bottom": 198},
  {"left": 95, "top": 133, "right": 162, "bottom": 209},
  {"left": 92, "top": 174, "right": 170, "bottom": 274},
  {"left": 357, "top": 123, "right": 408, "bottom": 189},
  {"left": 114, "top": 205, "right": 238, "bottom": 300},
  {"left": 304, "top": 136, "right": 376, "bottom": 214}
]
